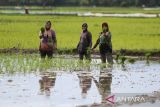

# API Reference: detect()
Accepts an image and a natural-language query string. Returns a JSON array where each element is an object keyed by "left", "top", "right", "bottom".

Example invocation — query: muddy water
[{"left": 0, "top": 59, "right": 160, "bottom": 107}]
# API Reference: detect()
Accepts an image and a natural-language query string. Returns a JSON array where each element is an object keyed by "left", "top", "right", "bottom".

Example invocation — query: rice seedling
[
  {"left": 0, "top": 15, "right": 160, "bottom": 51},
  {"left": 115, "top": 53, "right": 120, "bottom": 63},
  {"left": 120, "top": 56, "right": 127, "bottom": 65},
  {"left": 145, "top": 52, "right": 151, "bottom": 64},
  {"left": 0, "top": 54, "right": 102, "bottom": 74},
  {"left": 128, "top": 58, "right": 136, "bottom": 64}
]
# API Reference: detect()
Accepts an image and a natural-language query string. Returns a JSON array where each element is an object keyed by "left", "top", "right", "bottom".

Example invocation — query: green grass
[
  {"left": 0, "top": 6, "right": 160, "bottom": 14},
  {"left": 0, "top": 14, "right": 160, "bottom": 50}
]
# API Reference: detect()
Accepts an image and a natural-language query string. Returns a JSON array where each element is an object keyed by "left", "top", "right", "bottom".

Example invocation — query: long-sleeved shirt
[
  {"left": 39, "top": 29, "right": 57, "bottom": 50},
  {"left": 77, "top": 30, "right": 92, "bottom": 51},
  {"left": 93, "top": 31, "right": 112, "bottom": 50}
]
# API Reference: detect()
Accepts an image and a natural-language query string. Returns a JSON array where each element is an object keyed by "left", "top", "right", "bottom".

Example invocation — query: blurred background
[{"left": 0, "top": 0, "right": 160, "bottom": 7}]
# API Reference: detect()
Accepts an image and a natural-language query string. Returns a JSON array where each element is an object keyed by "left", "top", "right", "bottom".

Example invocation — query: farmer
[
  {"left": 77, "top": 23, "right": 92, "bottom": 61},
  {"left": 92, "top": 22, "right": 113, "bottom": 64},
  {"left": 39, "top": 21, "right": 57, "bottom": 58}
]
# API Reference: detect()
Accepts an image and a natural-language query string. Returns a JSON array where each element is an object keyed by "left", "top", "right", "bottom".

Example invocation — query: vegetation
[
  {"left": 0, "top": 14, "right": 160, "bottom": 51},
  {"left": 0, "top": 0, "right": 160, "bottom": 7},
  {"left": 1, "top": 7, "right": 160, "bottom": 14},
  {"left": 0, "top": 53, "right": 103, "bottom": 74}
]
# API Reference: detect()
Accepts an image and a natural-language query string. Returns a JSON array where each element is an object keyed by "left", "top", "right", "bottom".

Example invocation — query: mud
[
  {"left": 0, "top": 59, "right": 160, "bottom": 107},
  {"left": 0, "top": 48, "right": 160, "bottom": 59}
]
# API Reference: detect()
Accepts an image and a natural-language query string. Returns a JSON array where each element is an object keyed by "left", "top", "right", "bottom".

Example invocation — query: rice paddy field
[
  {"left": 0, "top": 7, "right": 160, "bottom": 107},
  {"left": 0, "top": 14, "right": 160, "bottom": 51},
  {"left": 0, "top": 53, "right": 160, "bottom": 107}
]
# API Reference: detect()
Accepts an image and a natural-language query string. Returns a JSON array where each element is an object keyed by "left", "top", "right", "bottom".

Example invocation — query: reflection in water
[
  {"left": 78, "top": 66, "right": 92, "bottom": 99},
  {"left": 93, "top": 65, "right": 112, "bottom": 103},
  {"left": 121, "top": 64, "right": 127, "bottom": 71},
  {"left": 77, "top": 64, "right": 113, "bottom": 104},
  {"left": 1, "top": 60, "right": 160, "bottom": 107},
  {"left": 39, "top": 72, "right": 56, "bottom": 96}
]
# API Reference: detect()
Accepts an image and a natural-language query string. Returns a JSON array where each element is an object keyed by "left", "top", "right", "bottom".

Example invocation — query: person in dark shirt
[
  {"left": 77, "top": 23, "right": 92, "bottom": 61},
  {"left": 92, "top": 22, "right": 113, "bottom": 64},
  {"left": 39, "top": 21, "right": 57, "bottom": 59}
]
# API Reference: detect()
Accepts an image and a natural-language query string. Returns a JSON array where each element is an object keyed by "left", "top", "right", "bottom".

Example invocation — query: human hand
[{"left": 91, "top": 48, "right": 95, "bottom": 52}]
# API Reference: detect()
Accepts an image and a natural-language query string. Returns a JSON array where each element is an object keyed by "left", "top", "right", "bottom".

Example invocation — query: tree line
[{"left": 0, "top": 0, "right": 160, "bottom": 7}]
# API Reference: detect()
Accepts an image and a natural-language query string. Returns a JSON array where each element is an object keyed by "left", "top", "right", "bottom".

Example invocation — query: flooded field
[{"left": 0, "top": 54, "right": 160, "bottom": 107}]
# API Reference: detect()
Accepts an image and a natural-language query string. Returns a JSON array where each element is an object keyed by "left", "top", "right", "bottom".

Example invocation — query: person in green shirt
[{"left": 92, "top": 22, "right": 113, "bottom": 64}]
